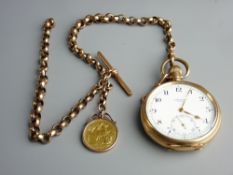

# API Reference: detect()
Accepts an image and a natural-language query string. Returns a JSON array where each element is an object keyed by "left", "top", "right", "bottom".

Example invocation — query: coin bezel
[{"left": 82, "top": 117, "right": 118, "bottom": 152}]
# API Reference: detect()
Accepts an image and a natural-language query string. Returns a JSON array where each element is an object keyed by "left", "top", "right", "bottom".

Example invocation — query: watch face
[{"left": 146, "top": 82, "right": 218, "bottom": 141}]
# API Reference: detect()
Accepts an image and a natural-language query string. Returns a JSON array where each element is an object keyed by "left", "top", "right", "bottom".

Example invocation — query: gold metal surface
[
  {"left": 29, "top": 14, "right": 177, "bottom": 144},
  {"left": 82, "top": 118, "right": 118, "bottom": 152},
  {"left": 28, "top": 14, "right": 221, "bottom": 152},
  {"left": 97, "top": 51, "right": 133, "bottom": 96},
  {"left": 161, "top": 57, "right": 190, "bottom": 80}
]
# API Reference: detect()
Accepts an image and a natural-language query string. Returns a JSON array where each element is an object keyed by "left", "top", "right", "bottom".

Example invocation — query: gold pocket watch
[{"left": 141, "top": 58, "right": 221, "bottom": 151}]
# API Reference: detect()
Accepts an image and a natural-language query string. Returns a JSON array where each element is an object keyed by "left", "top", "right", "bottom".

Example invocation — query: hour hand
[{"left": 179, "top": 108, "right": 201, "bottom": 119}]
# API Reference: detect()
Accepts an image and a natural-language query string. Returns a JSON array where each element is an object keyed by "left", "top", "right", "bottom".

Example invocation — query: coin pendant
[{"left": 82, "top": 118, "right": 118, "bottom": 152}]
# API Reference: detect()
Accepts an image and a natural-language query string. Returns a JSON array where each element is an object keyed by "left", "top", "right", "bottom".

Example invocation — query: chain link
[
  {"left": 98, "top": 81, "right": 113, "bottom": 116},
  {"left": 29, "top": 14, "right": 176, "bottom": 144},
  {"left": 68, "top": 13, "right": 176, "bottom": 73}
]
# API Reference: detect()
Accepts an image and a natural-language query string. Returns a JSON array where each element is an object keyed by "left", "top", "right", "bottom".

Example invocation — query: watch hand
[
  {"left": 176, "top": 117, "right": 186, "bottom": 129},
  {"left": 179, "top": 108, "right": 201, "bottom": 119},
  {"left": 180, "top": 88, "right": 192, "bottom": 110}
]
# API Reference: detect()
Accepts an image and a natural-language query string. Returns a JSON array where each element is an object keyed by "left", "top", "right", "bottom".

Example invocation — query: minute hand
[{"left": 180, "top": 89, "right": 192, "bottom": 110}]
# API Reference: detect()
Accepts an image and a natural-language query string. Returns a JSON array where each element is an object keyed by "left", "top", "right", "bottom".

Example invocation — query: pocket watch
[{"left": 141, "top": 58, "right": 221, "bottom": 151}]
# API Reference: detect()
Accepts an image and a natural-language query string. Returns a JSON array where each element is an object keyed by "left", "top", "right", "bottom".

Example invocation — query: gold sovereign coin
[{"left": 82, "top": 118, "right": 118, "bottom": 152}]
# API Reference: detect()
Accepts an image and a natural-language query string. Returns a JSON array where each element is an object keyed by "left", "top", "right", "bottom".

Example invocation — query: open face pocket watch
[{"left": 141, "top": 58, "right": 221, "bottom": 151}]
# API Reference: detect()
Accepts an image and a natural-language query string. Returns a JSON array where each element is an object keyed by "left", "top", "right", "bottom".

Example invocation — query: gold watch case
[{"left": 140, "top": 81, "right": 221, "bottom": 151}]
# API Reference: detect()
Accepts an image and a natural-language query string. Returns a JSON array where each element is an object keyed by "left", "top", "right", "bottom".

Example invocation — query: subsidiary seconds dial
[{"left": 145, "top": 82, "right": 217, "bottom": 140}]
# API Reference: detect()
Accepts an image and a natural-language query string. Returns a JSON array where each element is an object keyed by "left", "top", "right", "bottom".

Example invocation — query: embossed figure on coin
[{"left": 82, "top": 118, "right": 118, "bottom": 152}]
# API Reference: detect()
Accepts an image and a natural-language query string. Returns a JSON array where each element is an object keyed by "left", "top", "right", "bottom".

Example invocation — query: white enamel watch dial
[{"left": 141, "top": 81, "right": 221, "bottom": 150}]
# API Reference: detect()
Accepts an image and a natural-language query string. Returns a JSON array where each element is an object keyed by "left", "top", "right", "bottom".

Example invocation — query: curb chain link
[{"left": 29, "top": 13, "right": 176, "bottom": 143}]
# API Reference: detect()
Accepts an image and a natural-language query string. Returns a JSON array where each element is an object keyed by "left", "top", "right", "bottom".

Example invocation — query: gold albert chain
[{"left": 29, "top": 13, "right": 221, "bottom": 152}]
